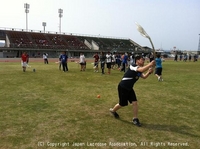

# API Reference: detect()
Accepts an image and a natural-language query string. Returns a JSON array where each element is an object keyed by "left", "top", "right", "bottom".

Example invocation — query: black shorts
[
  {"left": 118, "top": 84, "right": 137, "bottom": 106},
  {"left": 107, "top": 63, "right": 111, "bottom": 69},
  {"left": 80, "top": 63, "right": 85, "bottom": 65},
  {"left": 155, "top": 68, "right": 162, "bottom": 75},
  {"left": 94, "top": 62, "right": 99, "bottom": 67}
]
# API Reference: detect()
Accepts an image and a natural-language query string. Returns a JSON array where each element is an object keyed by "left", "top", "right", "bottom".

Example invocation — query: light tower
[
  {"left": 42, "top": 22, "right": 46, "bottom": 33},
  {"left": 24, "top": 3, "right": 30, "bottom": 31},
  {"left": 58, "top": 8, "right": 63, "bottom": 34}
]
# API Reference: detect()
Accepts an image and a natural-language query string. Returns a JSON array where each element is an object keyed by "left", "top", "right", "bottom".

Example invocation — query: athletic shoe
[
  {"left": 109, "top": 108, "right": 119, "bottom": 118},
  {"left": 159, "top": 77, "right": 163, "bottom": 81},
  {"left": 133, "top": 118, "right": 141, "bottom": 127}
]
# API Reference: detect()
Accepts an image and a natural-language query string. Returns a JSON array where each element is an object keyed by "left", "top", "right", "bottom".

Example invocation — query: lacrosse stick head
[
  {"left": 135, "top": 22, "right": 150, "bottom": 39},
  {"left": 135, "top": 22, "right": 156, "bottom": 57}
]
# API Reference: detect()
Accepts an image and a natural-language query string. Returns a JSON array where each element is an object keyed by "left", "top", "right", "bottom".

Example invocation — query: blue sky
[{"left": 0, "top": 0, "right": 200, "bottom": 51}]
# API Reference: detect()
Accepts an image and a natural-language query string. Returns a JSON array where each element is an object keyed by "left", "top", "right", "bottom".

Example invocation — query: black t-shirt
[
  {"left": 100, "top": 55, "right": 106, "bottom": 63},
  {"left": 119, "top": 64, "right": 142, "bottom": 90}
]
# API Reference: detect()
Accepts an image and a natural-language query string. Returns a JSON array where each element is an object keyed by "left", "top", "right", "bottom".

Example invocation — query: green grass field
[{"left": 0, "top": 58, "right": 200, "bottom": 149}]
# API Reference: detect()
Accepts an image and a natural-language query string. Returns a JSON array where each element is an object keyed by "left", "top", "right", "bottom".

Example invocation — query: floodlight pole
[
  {"left": 42, "top": 22, "right": 46, "bottom": 33},
  {"left": 24, "top": 3, "right": 30, "bottom": 31},
  {"left": 58, "top": 8, "right": 63, "bottom": 34}
]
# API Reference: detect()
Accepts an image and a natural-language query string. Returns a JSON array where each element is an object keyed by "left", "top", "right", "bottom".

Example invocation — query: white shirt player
[
  {"left": 106, "top": 54, "right": 112, "bottom": 63},
  {"left": 79, "top": 54, "right": 85, "bottom": 63}
]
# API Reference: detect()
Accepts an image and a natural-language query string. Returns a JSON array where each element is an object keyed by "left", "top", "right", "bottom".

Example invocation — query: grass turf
[{"left": 0, "top": 58, "right": 199, "bottom": 149}]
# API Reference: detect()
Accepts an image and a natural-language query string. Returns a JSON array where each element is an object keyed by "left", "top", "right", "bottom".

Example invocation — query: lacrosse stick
[{"left": 135, "top": 22, "right": 156, "bottom": 58}]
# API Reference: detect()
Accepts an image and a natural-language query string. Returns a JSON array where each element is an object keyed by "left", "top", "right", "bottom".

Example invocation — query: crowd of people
[
  {"left": 20, "top": 51, "right": 164, "bottom": 79},
  {"left": 174, "top": 53, "right": 198, "bottom": 62},
  {"left": 89, "top": 51, "right": 137, "bottom": 75}
]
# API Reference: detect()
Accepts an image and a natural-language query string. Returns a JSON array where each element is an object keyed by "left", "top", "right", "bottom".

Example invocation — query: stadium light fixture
[
  {"left": 42, "top": 22, "right": 47, "bottom": 33},
  {"left": 24, "top": 3, "right": 30, "bottom": 31},
  {"left": 58, "top": 8, "right": 63, "bottom": 34}
]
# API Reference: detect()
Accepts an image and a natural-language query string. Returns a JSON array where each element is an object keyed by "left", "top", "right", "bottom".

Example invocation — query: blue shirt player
[
  {"left": 59, "top": 51, "right": 68, "bottom": 72},
  {"left": 155, "top": 53, "right": 163, "bottom": 81}
]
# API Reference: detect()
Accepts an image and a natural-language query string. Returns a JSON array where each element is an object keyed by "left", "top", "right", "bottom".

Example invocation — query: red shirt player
[
  {"left": 93, "top": 53, "right": 99, "bottom": 72},
  {"left": 21, "top": 52, "right": 28, "bottom": 72}
]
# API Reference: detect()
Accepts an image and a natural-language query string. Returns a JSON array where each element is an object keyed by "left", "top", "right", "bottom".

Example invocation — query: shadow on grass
[
  {"left": 118, "top": 119, "right": 199, "bottom": 138},
  {"left": 162, "top": 79, "right": 180, "bottom": 83},
  {"left": 143, "top": 123, "right": 199, "bottom": 138},
  {"left": 117, "top": 118, "right": 133, "bottom": 125}
]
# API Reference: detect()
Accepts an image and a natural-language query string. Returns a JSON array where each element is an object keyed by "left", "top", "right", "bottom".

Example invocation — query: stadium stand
[
  {"left": 62, "top": 35, "right": 88, "bottom": 50},
  {"left": 30, "top": 32, "right": 49, "bottom": 49},
  {"left": 7, "top": 31, "right": 33, "bottom": 48},
  {"left": 0, "top": 28, "right": 149, "bottom": 58}
]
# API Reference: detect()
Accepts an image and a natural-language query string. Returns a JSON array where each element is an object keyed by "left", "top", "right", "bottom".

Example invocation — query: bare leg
[
  {"left": 112, "top": 103, "right": 122, "bottom": 112},
  {"left": 155, "top": 74, "right": 163, "bottom": 81},
  {"left": 155, "top": 74, "right": 160, "bottom": 81},
  {"left": 110, "top": 103, "right": 122, "bottom": 118},
  {"left": 132, "top": 101, "right": 138, "bottom": 119},
  {"left": 155, "top": 74, "right": 159, "bottom": 78},
  {"left": 108, "top": 68, "right": 111, "bottom": 74},
  {"left": 132, "top": 101, "right": 141, "bottom": 126}
]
